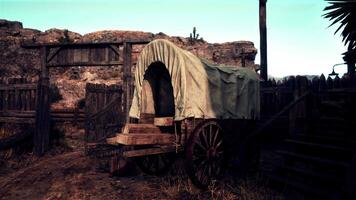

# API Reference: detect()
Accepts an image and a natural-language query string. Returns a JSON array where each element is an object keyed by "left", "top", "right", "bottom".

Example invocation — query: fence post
[
  {"left": 123, "top": 42, "right": 132, "bottom": 123},
  {"left": 34, "top": 46, "right": 50, "bottom": 156},
  {"left": 288, "top": 76, "right": 296, "bottom": 136}
]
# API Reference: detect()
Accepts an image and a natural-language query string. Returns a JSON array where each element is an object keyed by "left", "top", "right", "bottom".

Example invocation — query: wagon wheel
[
  {"left": 185, "top": 120, "right": 226, "bottom": 189},
  {"left": 135, "top": 150, "right": 175, "bottom": 175}
]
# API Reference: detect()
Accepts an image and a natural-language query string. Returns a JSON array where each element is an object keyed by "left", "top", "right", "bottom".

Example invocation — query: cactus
[{"left": 189, "top": 27, "right": 202, "bottom": 44}]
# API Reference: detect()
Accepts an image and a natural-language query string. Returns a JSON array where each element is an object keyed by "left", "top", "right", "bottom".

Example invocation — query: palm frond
[{"left": 323, "top": 0, "right": 356, "bottom": 48}]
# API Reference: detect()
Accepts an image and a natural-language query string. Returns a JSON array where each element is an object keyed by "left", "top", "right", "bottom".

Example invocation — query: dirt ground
[
  {"left": 0, "top": 124, "right": 285, "bottom": 200},
  {"left": 0, "top": 151, "right": 172, "bottom": 200},
  {"left": 0, "top": 148, "right": 285, "bottom": 200}
]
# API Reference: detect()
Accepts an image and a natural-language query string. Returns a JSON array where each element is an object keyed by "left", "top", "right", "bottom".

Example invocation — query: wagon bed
[{"left": 102, "top": 39, "right": 260, "bottom": 188}]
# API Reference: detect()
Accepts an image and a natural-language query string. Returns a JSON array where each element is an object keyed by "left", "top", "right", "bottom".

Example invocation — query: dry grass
[{"left": 158, "top": 159, "right": 285, "bottom": 200}]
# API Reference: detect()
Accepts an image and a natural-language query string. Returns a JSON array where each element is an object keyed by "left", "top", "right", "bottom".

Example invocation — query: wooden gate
[{"left": 85, "top": 83, "right": 124, "bottom": 146}]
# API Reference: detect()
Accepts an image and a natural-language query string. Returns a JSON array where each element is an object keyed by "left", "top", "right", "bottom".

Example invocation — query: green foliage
[{"left": 323, "top": 0, "right": 356, "bottom": 65}]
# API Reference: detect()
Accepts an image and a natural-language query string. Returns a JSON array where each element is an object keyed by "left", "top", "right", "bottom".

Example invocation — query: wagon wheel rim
[
  {"left": 135, "top": 151, "right": 175, "bottom": 175},
  {"left": 186, "top": 120, "right": 225, "bottom": 189}
]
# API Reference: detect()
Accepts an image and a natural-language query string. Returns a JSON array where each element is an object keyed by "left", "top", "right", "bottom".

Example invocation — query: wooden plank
[
  {"left": 123, "top": 42, "right": 132, "bottom": 123},
  {"left": 154, "top": 117, "right": 174, "bottom": 126},
  {"left": 122, "top": 123, "right": 161, "bottom": 134},
  {"left": 0, "top": 83, "right": 37, "bottom": 90},
  {"left": 3, "top": 86, "right": 8, "bottom": 110},
  {"left": 108, "top": 133, "right": 174, "bottom": 145},
  {"left": 50, "top": 113, "right": 85, "bottom": 118},
  {"left": 0, "top": 117, "right": 35, "bottom": 123},
  {"left": 46, "top": 47, "right": 62, "bottom": 63},
  {"left": 122, "top": 146, "right": 181, "bottom": 158},
  {"left": 0, "top": 110, "right": 36, "bottom": 117},
  {"left": 46, "top": 61, "right": 121, "bottom": 67},
  {"left": 14, "top": 88, "right": 19, "bottom": 110},
  {"left": 34, "top": 46, "right": 50, "bottom": 156},
  {"left": 21, "top": 40, "right": 150, "bottom": 48}
]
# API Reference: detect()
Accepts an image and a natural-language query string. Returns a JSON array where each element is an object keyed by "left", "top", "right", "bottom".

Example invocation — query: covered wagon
[{"left": 107, "top": 39, "right": 260, "bottom": 188}]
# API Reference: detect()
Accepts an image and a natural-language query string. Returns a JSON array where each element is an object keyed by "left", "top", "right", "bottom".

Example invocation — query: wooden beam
[
  {"left": 107, "top": 133, "right": 175, "bottom": 145},
  {"left": 259, "top": 0, "right": 268, "bottom": 81},
  {"left": 46, "top": 47, "right": 62, "bottom": 63},
  {"left": 34, "top": 46, "right": 50, "bottom": 156},
  {"left": 0, "top": 117, "right": 35, "bottom": 123},
  {"left": 21, "top": 40, "right": 150, "bottom": 48},
  {"left": 123, "top": 42, "right": 133, "bottom": 123},
  {"left": 122, "top": 145, "right": 181, "bottom": 158},
  {"left": 109, "top": 44, "right": 120, "bottom": 56},
  {"left": 46, "top": 61, "right": 122, "bottom": 67},
  {"left": 0, "top": 83, "right": 37, "bottom": 90}
]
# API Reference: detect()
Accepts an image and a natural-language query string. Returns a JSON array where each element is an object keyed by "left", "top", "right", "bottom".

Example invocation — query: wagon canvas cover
[{"left": 129, "top": 39, "right": 260, "bottom": 120}]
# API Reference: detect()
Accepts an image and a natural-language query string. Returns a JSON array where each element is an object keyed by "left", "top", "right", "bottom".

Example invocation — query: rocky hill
[{"left": 0, "top": 19, "right": 258, "bottom": 108}]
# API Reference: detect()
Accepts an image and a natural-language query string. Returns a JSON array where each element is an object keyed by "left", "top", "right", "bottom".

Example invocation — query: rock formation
[{"left": 0, "top": 19, "right": 258, "bottom": 108}]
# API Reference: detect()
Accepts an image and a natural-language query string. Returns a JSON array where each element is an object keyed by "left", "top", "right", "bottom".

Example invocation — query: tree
[{"left": 323, "top": 0, "right": 356, "bottom": 75}]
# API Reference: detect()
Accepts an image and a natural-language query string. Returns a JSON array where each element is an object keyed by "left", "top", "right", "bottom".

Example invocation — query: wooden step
[
  {"left": 154, "top": 117, "right": 174, "bottom": 126},
  {"left": 276, "top": 150, "right": 350, "bottom": 169},
  {"left": 107, "top": 133, "right": 175, "bottom": 145},
  {"left": 122, "top": 123, "right": 161, "bottom": 134}
]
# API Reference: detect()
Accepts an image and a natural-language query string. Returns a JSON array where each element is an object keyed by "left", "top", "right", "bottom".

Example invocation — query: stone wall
[{"left": 0, "top": 19, "right": 258, "bottom": 109}]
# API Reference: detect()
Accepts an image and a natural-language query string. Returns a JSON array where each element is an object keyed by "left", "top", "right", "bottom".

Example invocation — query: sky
[{"left": 0, "top": 0, "right": 348, "bottom": 77}]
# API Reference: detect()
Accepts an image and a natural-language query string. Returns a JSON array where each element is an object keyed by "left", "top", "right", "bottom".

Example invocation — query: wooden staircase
[
  {"left": 262, "top": 97, "right": 356, "bottom": 199},
  {"left": 107, "top": 123, "right": 175, "bottom": 146}
]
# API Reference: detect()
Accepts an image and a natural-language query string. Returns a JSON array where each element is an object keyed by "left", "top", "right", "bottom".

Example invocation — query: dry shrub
[{"left": 158, "top": 159, "right": 284, "bottom": 200}]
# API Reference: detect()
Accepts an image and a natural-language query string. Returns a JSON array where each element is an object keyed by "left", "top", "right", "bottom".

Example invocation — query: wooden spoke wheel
[
  {"left": 135, "top": 151, "right": 175, "bottom": 175},
  {"left": 185, "top": 120, "right": 226, "bottom": 189}
]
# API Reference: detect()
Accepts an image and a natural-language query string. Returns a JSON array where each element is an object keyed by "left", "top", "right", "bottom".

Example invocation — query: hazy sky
[{"left": 0, "top": 0, "right": 348, "bottom": 77}]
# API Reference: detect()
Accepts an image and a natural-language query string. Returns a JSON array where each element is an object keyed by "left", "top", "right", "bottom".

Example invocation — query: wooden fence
[
  {"left": 260, "top": 74, "right": 356, "bottom": 138},
  {"left": 261, "top": 74, "right": 356, "bottom": 117},
  {"left": 0, "top": 77, "right": 38, "bottom": 124},
  {"left": 0, "top": 77, "right": 86, "bottom": 153},
  {"left": 85, "top": 83, "right": 124, "bottom": 145}
]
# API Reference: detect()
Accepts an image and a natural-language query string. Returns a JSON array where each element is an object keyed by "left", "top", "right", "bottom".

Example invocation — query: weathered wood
[
  {"left": 34, "top": 46, "right": 50, "bottom": 156},
  {"left": 0, "top": 110, "right": 35, "bottom": 117},
  {"left": 85, "top": 83, "right": 124, "bottom": 144},
  {"left": 46, "top": 61, "right": 121, "bottom": 67},
  {"left": 123, "top": 146, "right": 180, "bottom": 158},
  {"left": 122, "top": 123, "right": 161, "bottom": 134},
  {"left": 46, "top": 47, "right": 62, "bottom": 63},
  {"left": 0, "top": 131, "right": 32, "bottom": 150},
  {"left": 123, "top": 42, "right": 133, "bottom": 123},
  {"left": 259, "top": 0, "right": 268, "bottom": 81},
  {"left": 3, "top": 87, "right": 8, "bottom": 111},
  {"left": 0, "top": 117, "right": 35, "bottom": 123},
  {"left": 108, "top": 133, "right": 175, "bottom": 145},
  {"left": 154, "top": 117, "right": 174, "bottom": 126},
  {"left": 0, "top": 83, "right": 37, "bottom": 90},
  {"left": 22, "top": 40, "right": 150, "bottom": 48}
]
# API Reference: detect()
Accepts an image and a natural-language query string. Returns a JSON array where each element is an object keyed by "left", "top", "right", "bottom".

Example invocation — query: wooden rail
[{"left": 0, "top": 109, "right": 85, "bottom": 123}]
